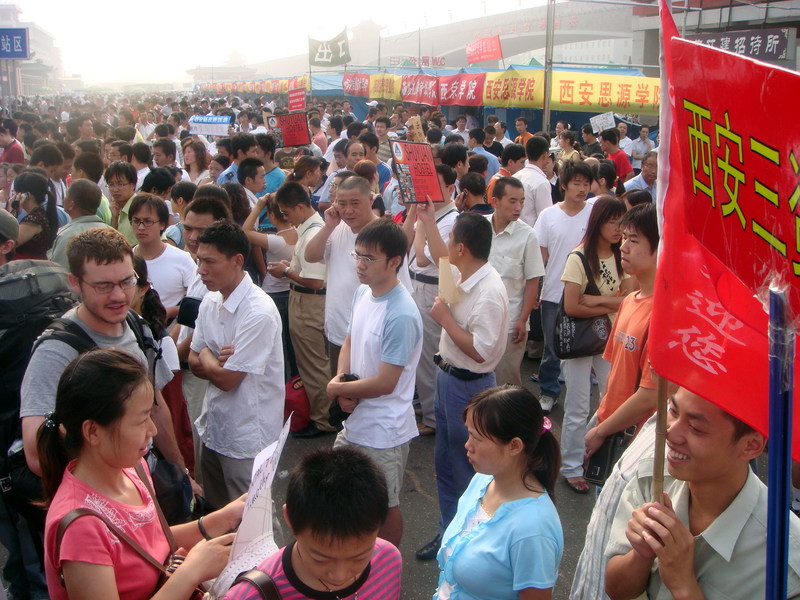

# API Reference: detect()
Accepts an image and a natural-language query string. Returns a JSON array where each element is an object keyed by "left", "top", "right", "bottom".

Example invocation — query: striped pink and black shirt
[{"left": 224, "top": 539, "right": 401, "bottom": 600}]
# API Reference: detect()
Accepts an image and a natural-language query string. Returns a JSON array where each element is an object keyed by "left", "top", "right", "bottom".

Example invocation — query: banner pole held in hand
[
  {"left": 766, "top": 285, "right": 793, "bottom": 600},
  {"left": 651, "top": 374, "right": 668, "bottom": 502}
]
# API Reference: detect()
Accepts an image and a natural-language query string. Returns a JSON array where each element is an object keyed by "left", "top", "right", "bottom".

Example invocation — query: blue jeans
[
  {"left": 434, "top": 368, "right": 496, "bottom": 533},
  {"left": 538, "top": 300, "right": 562, "bottom": 399}
]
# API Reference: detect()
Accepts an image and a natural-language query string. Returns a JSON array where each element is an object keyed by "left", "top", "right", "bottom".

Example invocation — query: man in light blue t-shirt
[{"left": 326, "top": 218, "right": 423, "bottom": 548}]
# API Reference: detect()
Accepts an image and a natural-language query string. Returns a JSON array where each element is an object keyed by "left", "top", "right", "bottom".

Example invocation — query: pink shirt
[
  {"left": 44, "top": 459, "right": 171, "bottom": 600},
  {"left": 224, "top": 539, "right": 402, "bottom": 600}
]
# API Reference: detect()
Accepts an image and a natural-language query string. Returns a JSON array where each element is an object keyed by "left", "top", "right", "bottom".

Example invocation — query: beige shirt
[
  {"left": 607, "top": 457, "right": 800, "bottom": 600},
  {"left": 439, "top": 262, "right": 509, "bottom": 373},
  {"left": 291, "top": 212, "right": 326, "bottom": 281}
]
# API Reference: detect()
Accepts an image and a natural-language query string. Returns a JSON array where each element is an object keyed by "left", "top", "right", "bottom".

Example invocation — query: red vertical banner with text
[
  {"left": 287, "top": 88, "right": 306, "bottom": 112},
  {"left": 650, "top": 9, "right": 800, "bottom": 459},
  {"left": 437, "top": 73, "right": 485, "bottom": 106},
  {"left": 466, "top": 35, "right": 503, "bottom": 65}
]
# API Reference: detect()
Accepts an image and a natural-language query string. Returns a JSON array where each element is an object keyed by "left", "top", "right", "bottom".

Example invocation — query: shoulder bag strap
[
  {"left": 410, "top": 208, "right": 456, "bottom": 266},
  {"left": 135, "top": 461, "right": 178, "bottom": 553},
  {"left": 55, "top": 507, "right": 169, "bottom": 581},
  {"left": 574, "top": 251, "right": 602, "bottom": 296},
  {"left": 232, "top": 569, "right": 283, "bottom": 600}
]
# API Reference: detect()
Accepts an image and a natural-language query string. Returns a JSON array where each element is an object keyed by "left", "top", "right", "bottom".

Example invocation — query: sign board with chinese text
[
  {"left": 188, "top": 115, "right": 232, "bottom": 137},
  {"left": 342, "top": 72, "right": 370, "bottom": 97},
  {"left": 288, "top": 88, "right": 306, "bottom": 112},
  {"left": 482, "top": 69, "right": 543, "bottom": 109},
  {"left": 438, "top": 73, "right": 485, "bottom": 107},
  {"left": 309, "top": 29, "right": 351, "bottom": 67},
  {"left": 0, "top": 29, "right": 28, "bottom": 60},
  {"left": 400, "top": 74, "right": 439, "bottom": 105},
  {"left": 650, "top": 34, "right": 800, "bottom": 460},
  {"left": 266, "top": 113, "right": 310, "bottom": 148},
  {"left": 466, "top": 35, "right": 504, "bottom": 65},
  {"left": 368, "top": 73, "right": 402, "bottom": 100},
  {"left": 687, "top": 27, "right": 791, "bottom": 62},
  {"left": 589, "top": 111, "right": 616, "bottom": 134},
  {"left": 550, "top": 71, "right": 659, "bottom": 115},
  {"left": 391, "top": 141, "right": 444, "bottom": 204}
]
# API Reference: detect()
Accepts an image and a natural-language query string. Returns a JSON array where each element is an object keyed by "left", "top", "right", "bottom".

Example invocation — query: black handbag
[
  {"left": 145, "top": 447, "right": 194, "bottom": 523},
  {"left": 553, "top": 251, "right": 613, "bottom": 359},
  {"left": 584, "top": 426, "right": 637, "bottom": 486}
]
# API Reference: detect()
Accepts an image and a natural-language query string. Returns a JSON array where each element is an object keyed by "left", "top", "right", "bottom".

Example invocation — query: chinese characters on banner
[
  {"left": 400, "top": 74, "right": 439, "bottom": 105},
  {"left": 466, "top": 35, "right": 504, "bottom": 65},
  {"left": 287, "top": 88, "right": 306, "bottom": 112},
  {"left": 649, "top": 27, "right": 800, "bottom": 459},
  {"left": 687, "top": 27, "right": 789, "bottom": 61},
  {"left": 550, "top": 72, "right": 659, "bottom": 113},
  {"left": 368, "top": 74, "right": 402, "bottom": 100},
  {"left": 342, "top": 72, "right": 370, "bottom": 97},
  {"left": 0, "top": 28, "right": 28, "bottom": 59},
  {"left": 308, "top": 29, "right": 351, "bottom": 67},
  {"left": 188, "top": 115, "right": 232, "bottom": 137},
  {"left": 483, "top": 70, "right": 543, "bottom": 108},
  {"left": 438, "top": 73, "right": 485, "bottom": 106}
]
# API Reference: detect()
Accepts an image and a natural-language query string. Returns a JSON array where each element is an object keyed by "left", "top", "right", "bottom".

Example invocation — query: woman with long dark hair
[
  {"left": 14, "top": 171, "right": 59, "bottom": 259},
  {"left": 559, "top": 196, "right": 636, "bottom": 494},
  {"left": 181, "top": 139, "right": 209, "bottom": 184},
  {"left": 434, "top": 385, "right": 563, "bottom": 600},
  {"left": 38, "top": 349, "right": 244, "bottom": 600}
]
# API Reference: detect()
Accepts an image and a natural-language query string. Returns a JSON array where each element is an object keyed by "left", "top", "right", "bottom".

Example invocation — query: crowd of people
[{"left": 0, "top": 91, "right": 797, "bottom": 600}]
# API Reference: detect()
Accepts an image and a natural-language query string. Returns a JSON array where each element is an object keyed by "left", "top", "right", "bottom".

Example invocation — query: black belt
[
  {"left": 290, "top": 283, "right": 326, "bottom": 295},
  {"left": 409, "top": 269, "right": 439, "bottom": 285},
  {"left": 434, "top": 354, "right": 486, "bottom": 381}
]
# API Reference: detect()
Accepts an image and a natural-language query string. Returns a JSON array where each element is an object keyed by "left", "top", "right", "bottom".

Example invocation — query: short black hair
[
  {"left": 500, "top": 143, "right": 525, "bottom": 166},
  {"left": 468, "top": 154, "right": 488, "bottom": 175},
  {"left": 254, "top": 133, "right": 276, "bottom": 161},
  {"left": 275, "top": 180, "right": 311, "bottom": 208},
  {"left": 132, "top": 142, "right": 152, "bottom": 165},
  {"left": 231, "top": 133, "right": 256, "bottom": 158},
  {"left": 492, "top": 176, "right": 523, "bottom": 201},
  {"left": 452, "top": 212, "right": 492, "bottom": 261},
  {"left": 619, "top": 202, "right": 659, "bottom": 254},
  {"left": 355, "top": 218, "right": 407, "bottom": 274},
  {"left": 460, "top": 171, "right": 486, "bottom": 196},
  {"left": 104, "top": 160, "right": 137, "bottom": 185},
  {"left": 468, "top": 128, "right": 485, "bottom": 144},
  {"left": 436, "top": 163, "right": 457, "bottom": 187},
  {"left": 73, "top": 151, "right": 105, "bottom": 183},
  {"left": 516, "top": 117, "right": 528, "bottom": 125},
  {"left": 129, "top": 193, "right": 170, "bottom": 229},
  {"left": 0, "top": 118, "right": 18, "bottom": 137},
  {"left": 171, "top": 181, "right": 197, "bottom": 204},
  {"left": 524, "top": 135, "right": 550, "bottom": 162},
  {"left": 185, "top": 196, "right": 232, "bottom": 221},
  {"left": 444, "top": 133, "right": 465, "bottom": 145},
  {"left": 600, "top": 128, "right": 620, "bottom": 145},
  {"left": 582, "top": 123, "right": 595, "bottom": 136},
  {"left": 285, "top": 447, "right": 388, "bottom": 541},
  {"left": 237, "top": 157, "right": 264, "bottom": 185},
  {"left": 560, "top": 161, "right": 595, "bottom": 187},
  {"left": 197, "top": 219, "right": 250, "bottom": 260},
  {"left": 426, "top": 127, "right": 443, "bottom": 144},
  {"left": 29, "top": 143, "right": 63, "bottom": 167},
  {"left": 357, "top": 131, "right": 379, "bottom": 151},
  {"left": 152, "top": 138, "right": 177, "bottom": 161},
  {"left": 593, "top": 159, "right": 617, "bottom": 188},
  {"left": 440, "top": 143, "right": 468, "bottom": 169},
  {"left": 140, "top": 167, "right": 176, "bottom": 195}
]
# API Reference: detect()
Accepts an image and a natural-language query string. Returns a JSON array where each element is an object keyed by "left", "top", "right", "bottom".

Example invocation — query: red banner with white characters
[
  {"left": 400, "top": 74, "right": 439, "bottom": 105},
  {"left": 650, "top": 2, "right": 800, "bottom": 460},
  {"left": 437, "top": 73, "right": 485, "bottom": 106},
  {"left": 466, "top": 35, "right": 503, "bottom": 65},
  {"left": 342, "top": 72, "right": 370, "bottom": 97},
  {"left": 287, "top": 88, "right": 306, "bottom": 112}
]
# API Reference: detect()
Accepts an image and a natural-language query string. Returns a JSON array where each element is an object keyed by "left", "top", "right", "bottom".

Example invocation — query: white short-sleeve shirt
[
  {"left": 138, "top": 243, "right": 197, "bottom": 308},
  {"left": 191, "top": 273, "right": 285, "bottom": 459}
]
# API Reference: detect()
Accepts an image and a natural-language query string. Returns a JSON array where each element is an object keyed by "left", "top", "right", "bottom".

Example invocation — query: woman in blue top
[{"left": 434, "top": 385, "right": 564, "bottom": 600}]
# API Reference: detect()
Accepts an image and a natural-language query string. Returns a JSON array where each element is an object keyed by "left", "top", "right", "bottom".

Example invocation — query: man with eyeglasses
[
  {"left": 325, "top": 218, "right": 423, "bottom": 547},
  {"left": 20, "top": 226, "right": 190, "bottom": 492},
  {"left": 105, "top": 160, "right": 139, "bottom": 245}
]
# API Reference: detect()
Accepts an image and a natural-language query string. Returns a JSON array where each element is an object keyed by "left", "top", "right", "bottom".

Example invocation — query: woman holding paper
[{"left": 38, "top": 349, "right": 244, "bottom": 600}]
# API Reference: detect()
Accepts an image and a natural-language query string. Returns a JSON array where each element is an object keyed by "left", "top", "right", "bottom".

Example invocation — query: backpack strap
[
  {"left": 55, "top": 507, "right": 169, "bottom": 586},
  {"left": 32, "top": 318, "right": 97, "bottom": 356},
  {"left": 125, "top": 310, "right": 163, "bottom": 380},
  {"left": 232, "top": 569, "right": 282, "bottom": 600}
]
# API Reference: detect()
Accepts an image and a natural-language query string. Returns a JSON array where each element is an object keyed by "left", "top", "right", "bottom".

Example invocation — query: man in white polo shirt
[{"left": 189, "top": 220, "right": 284, "bottom": 507}]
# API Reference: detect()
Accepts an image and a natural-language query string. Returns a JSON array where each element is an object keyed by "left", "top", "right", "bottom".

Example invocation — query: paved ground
[{"left": 270, "top": 353, "right": 601, "bottom": 600}]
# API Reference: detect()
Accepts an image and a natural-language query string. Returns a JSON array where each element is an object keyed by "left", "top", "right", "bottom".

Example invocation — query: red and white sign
[
  {"left": 466, "top": 35, "right": 504, "bottom": 65},
  {"left": 650, "top": 1, "right": 800, "bottom": 460},
  {"left": 400, "top": 74, "right": 439, "bottom": 105},
  {"left": 342, "top": 72, "right": 370, "bottom": 97},
  {"left": 287, "top": 88, "right": 306, "bottom": 112},
  {"left": 437, "top": 73, "right": 485, "bottom": 106}
]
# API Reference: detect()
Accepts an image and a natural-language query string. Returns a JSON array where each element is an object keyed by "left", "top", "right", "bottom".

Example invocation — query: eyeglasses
[
  {"left": 350, "top": 251, "right": 389, "bottom": 264},
  {"left": 108, "top": 182, "right": 132, "bottom": 189},
  {"left": 80, "top": 272, "right": 139, "bottom": 294},
  {"left": 131, "top": 217, "right": 159, "bottom": 228}
]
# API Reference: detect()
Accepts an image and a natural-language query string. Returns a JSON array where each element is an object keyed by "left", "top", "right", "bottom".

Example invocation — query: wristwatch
[{"left": 283, "top": 267, "right": 290, "bottom": 278}]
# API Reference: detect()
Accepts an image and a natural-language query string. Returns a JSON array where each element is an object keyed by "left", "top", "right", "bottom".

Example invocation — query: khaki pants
[
  {"left": 494, "top": 332, "right": 525, "bottom": 387},
  {"left": 182, "top": 369, "right": 209, "bottom": 485},
  {"left": 288, "top": 290, "right": 334, "bottom": 431},
  {"left": 200, "top": 444, "right": 253, "bottom": 509}
]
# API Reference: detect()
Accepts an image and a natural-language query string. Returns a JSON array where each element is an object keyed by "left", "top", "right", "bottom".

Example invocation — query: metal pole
[
  {"left": 378, "top": 35, "right": 382, "bottom": 69},
  {"left": 418, "top": 28, "right": 422, "bottom": 70},
  {"left": 542, "top": 0, "right": 556, "bottom": 133},
  {"left": 766, "top": 287, "right": 793, "bottom": 600}
]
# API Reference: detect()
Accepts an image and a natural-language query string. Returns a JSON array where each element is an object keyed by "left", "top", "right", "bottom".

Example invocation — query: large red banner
[
  {"left": 287, "top": 88, "right": 306, "bottom": 112},
  {"left": 342, "top": 72, "right": 370, "bottom": 97},
  {"left": 400, "top": 74, "right": 439, "bottom": 105},
  {"left": 466, "top": 35, "right": 503, "bottom": 65},
  {"left": 437, "top": 73, "right": 485, "bottom": 106},
  {"left": 651, "top": 4, "right": 800, "bottom": 460}
]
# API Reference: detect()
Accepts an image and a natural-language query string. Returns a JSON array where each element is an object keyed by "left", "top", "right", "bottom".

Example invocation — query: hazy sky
[{"left": 14, "top": 0, "right": 543, "bottom": 85}]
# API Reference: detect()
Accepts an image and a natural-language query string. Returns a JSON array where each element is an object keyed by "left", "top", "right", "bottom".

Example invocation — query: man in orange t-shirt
[
  {"left": 585, "top": 203, "right": 659, "bottom": 459},
  {"left": 514, "top": 117, "right": 535, "bottom": 146},
  {"left": 486, "top": 143, "right": 526, "bottom": 203}
]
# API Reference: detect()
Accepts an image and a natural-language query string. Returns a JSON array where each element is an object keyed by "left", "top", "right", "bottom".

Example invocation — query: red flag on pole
[
  {"left": 651, "top": 0, "right": 800, "bottom": 461},
  {"left": 466, "top": 35, "right": 503, "bottom": 65}
]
